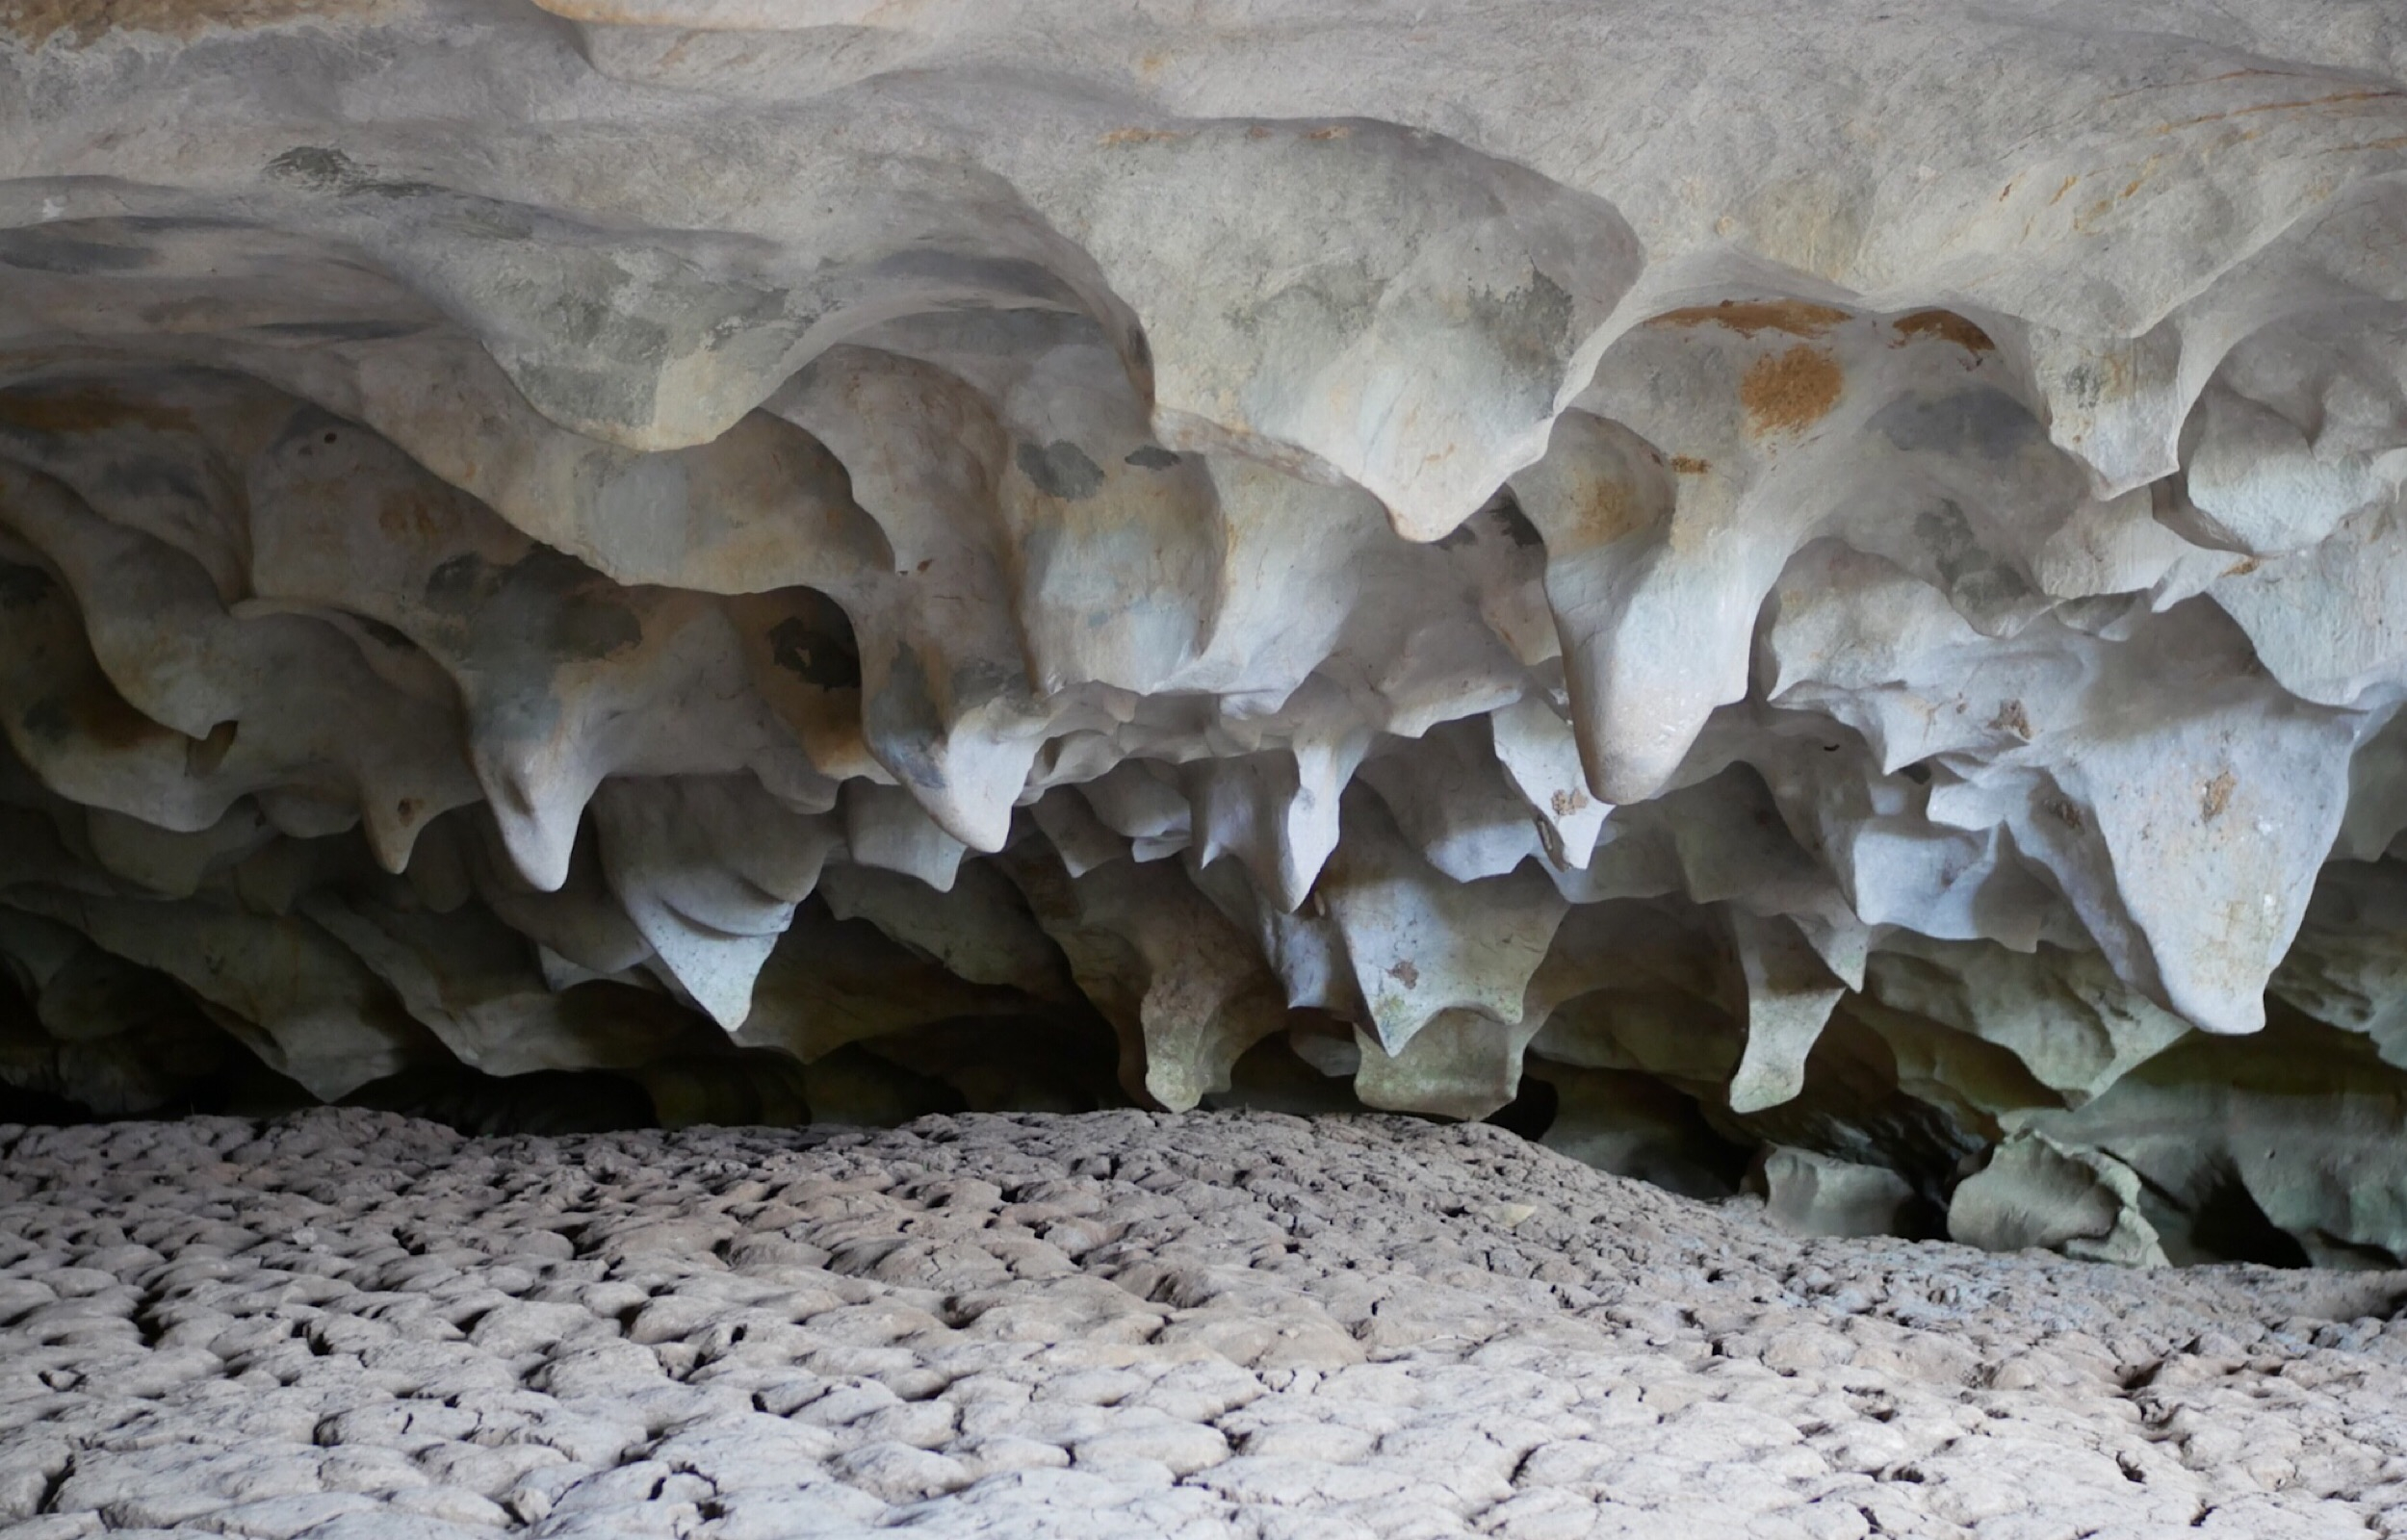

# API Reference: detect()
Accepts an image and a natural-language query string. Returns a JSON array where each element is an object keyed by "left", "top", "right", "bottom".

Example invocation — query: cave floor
[{"left": 1, "top": 1112, "right": 2402, "bottom": 1540}]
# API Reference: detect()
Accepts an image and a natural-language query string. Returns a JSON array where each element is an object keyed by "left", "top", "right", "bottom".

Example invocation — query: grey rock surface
[
  {"left": 5, "top": 0, "right": 2407, "bottom": 1263},
  {"left": 1, "top": 1108, "right": 2405, "bottom": 1540}
]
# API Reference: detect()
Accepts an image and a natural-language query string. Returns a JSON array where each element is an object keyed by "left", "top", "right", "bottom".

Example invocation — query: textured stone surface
[
  {"left": 1, "top": 1109, "right": 2405, "bottom": 1540},
  {"left": 6, "top": 1, "right": 2407, "bottom": 1263}
]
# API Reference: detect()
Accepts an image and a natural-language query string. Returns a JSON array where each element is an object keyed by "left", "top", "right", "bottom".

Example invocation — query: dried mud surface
[{"left": 3, "top": 1109, "right": 2405, "bottom": 1540}]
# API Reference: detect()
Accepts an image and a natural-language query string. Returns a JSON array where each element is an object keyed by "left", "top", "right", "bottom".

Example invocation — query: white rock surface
[
  {"left": 2, "top": 1109, "right": 2405, "bottom": 1540},
  {"left": 4, "top": 0, "right": 2407, "bottom": 1260}
]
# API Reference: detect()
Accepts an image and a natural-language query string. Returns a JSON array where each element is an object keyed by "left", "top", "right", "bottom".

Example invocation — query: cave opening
[{"left": 9, "top": 3, "right": 2407, "bottom": 1533}]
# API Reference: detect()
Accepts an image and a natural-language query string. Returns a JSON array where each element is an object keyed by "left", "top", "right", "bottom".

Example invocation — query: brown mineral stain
[
  {"left": 2223, "top": 557, "right": 2262, "bottom": 578},
  {"left": 1100, "top": 126, "right": 1189, "bottom": 147},
  {"left": 0, "top": 386, "right": 195, "bottom": 436},
  {"left": 2155, "top": 89, "right": 2405, "bottom": 135},
  {"left": 1305, "top": 125, "right": 1354, "bottom": 141},
  {"left": 1, "top": 0, "right": 387, "bottom": 45},
  {"left": 1891, "top": 310, "right": 1996, "bottom": 354},
  {"left": 1988, "top": 699, "right": 2032, "bottom": 740},
  {"left": 1740, "top": 346, "right": 1843, "bottom": 438},
  {"left": 2045, "top": 795, "right": 2084, "bottom": 833},
  {"left": 1669, "top": 454, "right": 1712, "bottom": 475},
  {"left": 375, "top": 489, "right": 449, "bottom": 546},
  {"left": 2047, "top": 174, "right": 2080, "bottom": 206},
  {"left": 1387, "top": 960, "right": 1420, "bottom": 989},
  {"left": 1566, "top": 473, "right": 1657, "bottom": 545},
  {"left": 2201, "top": 769, "right": 2235, "bottom": 822},
  {"left": 1549, "top": 787, "right": 1589, "bottom": 817},
  {"left": 60, "top": 683, "right": 172, "bottom": 752},
  {"left": 1647, "top": 298, "right": 1852, "bottom": 339}
]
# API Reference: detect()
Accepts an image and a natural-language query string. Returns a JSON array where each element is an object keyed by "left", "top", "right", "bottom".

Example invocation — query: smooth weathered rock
[
  {"left": 1949, "top": 1131, "right": 2171, "bottom": 1268},
  {"left": 1759, "top": 1146, "right": 1925, "bottom": 1242},
  {"left": 3, "top": 0, "right": 2407, "bottom": 1265}
]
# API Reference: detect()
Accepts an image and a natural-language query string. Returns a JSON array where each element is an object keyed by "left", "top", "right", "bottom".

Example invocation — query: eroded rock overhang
[{"left": 6, "top": 0, "right": 2407, "bottom": 1264}]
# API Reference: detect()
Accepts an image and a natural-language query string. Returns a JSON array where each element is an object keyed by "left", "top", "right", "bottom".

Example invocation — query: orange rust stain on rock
[
  {"left": 2112, "top": 155, "right": 2164, "bottom": 204},
  {"left": 375, "top": 489, "right": 449, "bottom": 546},
  {"left": 1566, "top": 472, "right": 1658, "bottom": 546},
  {"left": 1387, "top": 960, "right": 1420, "bottom": 989},
  {"left": 1739, "top": 346, "right": 1844, "bottom": 438},
  {"left": 2201, "top": 769, "right": 2235, "bottom": 822},
  {"left": 1, "top": 0, "right": 385, "bottom": 45},
  {"left": 0, "top": 386, "right": 196, "bottom": 436},
  {"left": 2154, "top": 88, "right": 2405, "bottom": 135},
  {"left": 2048, "top": 174, "right": 2080, "bottom": 206},
  {"left": 1891, "top": 310, "right": 1996, "bottom": 354},
  {"left": 1669, "top": 454, "right": 1711, "bottom": 475},
  {"left": 1646, "top": 298, "right": 1851, "bottom": 339},
  {"left": 41, "top": 681, "right": 174, "bottom": 753},
  {"left": 1305, "top": 124, "right": 1355, "bottom": 141},
  {"left": 1100, "top": 126, "right": 1189, "bottom": 147},
  {"left": 2079, "top": 346, "right": 2144, "bottom": 406}
]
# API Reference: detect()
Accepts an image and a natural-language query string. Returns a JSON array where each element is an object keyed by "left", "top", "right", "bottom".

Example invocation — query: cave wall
[{"left": 6, "top": 0, "right": 2407, "bottom": 1264}]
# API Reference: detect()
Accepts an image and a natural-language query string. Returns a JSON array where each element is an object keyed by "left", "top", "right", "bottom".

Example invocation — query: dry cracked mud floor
[{"left": 4, "top": 1111, "right": 2406, "bottom": 1540}]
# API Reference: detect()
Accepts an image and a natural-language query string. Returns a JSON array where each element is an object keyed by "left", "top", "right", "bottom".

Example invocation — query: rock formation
[
  {"left": 5, "top": 0, "right": 2407, "bottom": 1264},
  {"left": 8, "top": 1109, "right": 2407, "bottom": 1539}
]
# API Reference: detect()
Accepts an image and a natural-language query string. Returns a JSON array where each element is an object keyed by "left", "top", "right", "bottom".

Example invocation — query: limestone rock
[
  {"left": 1759, "top": 1145, "right": 1928, "bottom": 1242},
  {"left": 3, "top": 1109, "right": 2406, "bottom": 1536},
  {"left": 2, "top": 0, "right": 2407, "bottom": 1263},
  {"left": 1949, "top": 1131, "right": 2171, "bottom": 1269}
]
